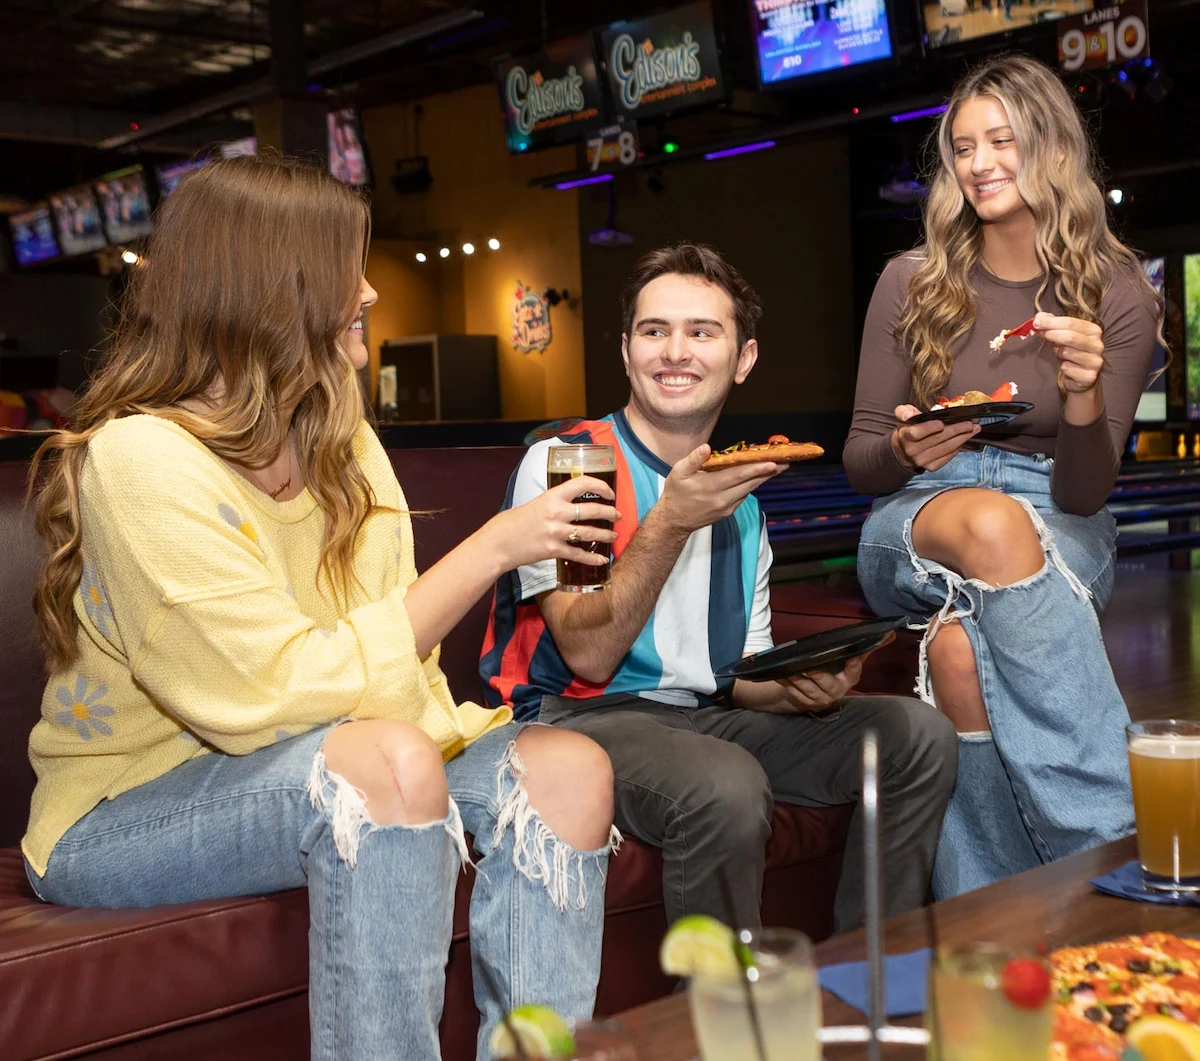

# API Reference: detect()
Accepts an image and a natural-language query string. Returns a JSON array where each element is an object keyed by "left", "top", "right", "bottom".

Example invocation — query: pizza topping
[
  {"left": 1086, "top": 962, "right": 1103, "bottom": 973},
  {"left": 1004, "top": 957, "right": 1053, "bottom": 1009},
  {"left": 1130, "top": 959, "right": 1153, "bottom": 973},
  {"left": 1085, "top": 1006, "right": 1108, "bottom": 1023},
  {"left": 930, "top": 381, "right": 1019, "bottom": 411},
  {"left": 989, "top": 317, "right": 1037, "bottom": 351}
]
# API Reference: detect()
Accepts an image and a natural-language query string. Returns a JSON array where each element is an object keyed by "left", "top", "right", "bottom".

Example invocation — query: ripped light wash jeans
[
  {"left": 25, "top": 722, "right": 617, "bottom": 1061},
  {"left": 856, "top": 447, "right": 1134, "bottom": 898}
]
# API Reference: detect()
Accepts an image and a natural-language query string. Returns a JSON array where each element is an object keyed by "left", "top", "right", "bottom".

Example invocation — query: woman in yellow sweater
[{"left": 23, "top": 155, "right": 620, "bottom": 1060}]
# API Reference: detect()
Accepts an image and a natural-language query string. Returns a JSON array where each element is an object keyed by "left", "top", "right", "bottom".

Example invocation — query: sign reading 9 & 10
[{"left": 1057, "top": 0, "right": 1149, "bottom": 74}]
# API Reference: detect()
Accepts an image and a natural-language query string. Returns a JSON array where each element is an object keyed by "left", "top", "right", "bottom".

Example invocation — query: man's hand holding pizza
[{"left": 656, "top": 443, "right": 782, "bottom": 536}]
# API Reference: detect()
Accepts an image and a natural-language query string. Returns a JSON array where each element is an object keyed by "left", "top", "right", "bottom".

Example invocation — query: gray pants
[{"left": 538, "top": 693, "right": 957, "bottom": 934}]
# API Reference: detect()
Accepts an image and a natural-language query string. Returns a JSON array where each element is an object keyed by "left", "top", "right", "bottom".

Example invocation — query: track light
[
  {"left": 415, "top": 252, "right": 427, "bottom": 263},
  {"left": 462, "top": 243, "right": 475, "bottom": 255},
  {"left": 488, "top": 238, "right": 500, "bottom": 250},
  {"left": 439, "top": 247, "right": 450, "bottom": 259}
]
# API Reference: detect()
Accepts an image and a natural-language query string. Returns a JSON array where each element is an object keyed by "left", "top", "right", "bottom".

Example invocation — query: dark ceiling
[{"left": 2, "top": 0, "right": 1200, "bottom": 235}]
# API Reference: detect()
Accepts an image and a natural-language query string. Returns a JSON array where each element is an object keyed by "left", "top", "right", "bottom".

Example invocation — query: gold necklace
[{"left": 251, "top": 443, "right": 293, "bottom": 500}]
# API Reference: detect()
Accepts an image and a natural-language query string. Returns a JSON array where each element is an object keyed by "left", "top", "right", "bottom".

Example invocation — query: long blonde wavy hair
[
  {"left": 31, "top": 154, "right": 375, "bottom": 672},
  {"left": 898, "top": 53, "right": 1164, "bottom": 408}
]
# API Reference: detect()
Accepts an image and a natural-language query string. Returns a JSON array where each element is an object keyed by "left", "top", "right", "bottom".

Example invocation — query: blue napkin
[
  {"left": 1090, "top": 861, "right": 1200, "bottom": 906},
  {"left": 818, "top": 948, "right": 931, "bottom": 1017}
]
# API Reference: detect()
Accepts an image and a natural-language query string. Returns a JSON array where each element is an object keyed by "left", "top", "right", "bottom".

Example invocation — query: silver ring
[
  {"left": 567, "top": 528, "right": 581, "bottom": 544},
  {"left": 573, "top": 503, "right": 580, "bottom": 523}
]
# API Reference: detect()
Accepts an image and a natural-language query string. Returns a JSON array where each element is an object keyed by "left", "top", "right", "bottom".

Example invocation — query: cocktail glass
[
  {"left": 927, "top": 943, "right": 1053, "bottom": 1061},
  {"left": 567, "top": 1019, "right": 638, "bottom": 1060},
  {"left": 689, "top": 928, "right": 821, "bottom": 1061}
]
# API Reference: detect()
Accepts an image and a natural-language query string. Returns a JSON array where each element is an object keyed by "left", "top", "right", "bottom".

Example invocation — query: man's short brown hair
[{"left": 620, "top": 243, "right": 764, "bottom": 352}]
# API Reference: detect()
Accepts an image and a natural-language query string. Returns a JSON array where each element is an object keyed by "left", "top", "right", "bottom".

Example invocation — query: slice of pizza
[
  {"left": 701, "top": 434, "right": 824, "bottom": 470},
  {"left": 931, "top": 381, "right": 1018, "bottom": 411},
  {"left": 1048, "top": 932, "right": 1200, "bottom": 1059}
]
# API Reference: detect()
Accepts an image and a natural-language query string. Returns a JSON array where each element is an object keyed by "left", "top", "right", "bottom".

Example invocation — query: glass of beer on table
[
  {"left": 547, "top": 444, "right": 616, "bottom": 593},
  {"left": 1127, "top": 720, "right": 1200, "bottom": 893}
]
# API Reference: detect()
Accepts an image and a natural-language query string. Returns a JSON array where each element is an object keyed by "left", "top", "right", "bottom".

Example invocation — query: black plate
[
  {"left": 715, "top": 616, "right": 909, "bottom": 683},
  {"left": 908, "top": 401, "right": 1033, "bottom": 427}
]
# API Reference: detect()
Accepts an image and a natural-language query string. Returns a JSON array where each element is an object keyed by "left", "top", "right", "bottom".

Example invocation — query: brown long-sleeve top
[{"left": 844, "top": 254, "right": 1159, "bottom": 516}]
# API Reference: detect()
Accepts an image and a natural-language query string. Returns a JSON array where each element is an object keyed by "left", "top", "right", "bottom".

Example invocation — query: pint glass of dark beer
[{"left": 547, "top": 444, "right": 616, "bottom": 593}]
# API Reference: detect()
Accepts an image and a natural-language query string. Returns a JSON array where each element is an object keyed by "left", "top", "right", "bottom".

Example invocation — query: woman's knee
[
  {"left": 514, "top": 726, "right": 614, "bottom": 850},
  {"left": 914, "top": 490, "right": 1043, "bottom": 584},
  {"left": 927, "top": 621, "right": 990, "bottom": 733},
  {"left": 322, "top": 720, "right": 448, "bottom": 827}
]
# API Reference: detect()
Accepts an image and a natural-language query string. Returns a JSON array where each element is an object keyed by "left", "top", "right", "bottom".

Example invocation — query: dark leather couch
[{"left": 0, "top": 445, "right": 917, "bottom": 1060}]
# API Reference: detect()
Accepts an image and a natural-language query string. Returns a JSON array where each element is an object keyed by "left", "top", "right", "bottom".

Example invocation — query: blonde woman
[
  {"left": 22, "top": 156, "right": 620, "bottom": 1061},
  {"left": 845, "top": 54, "right": 1160, "bottom": 897}
]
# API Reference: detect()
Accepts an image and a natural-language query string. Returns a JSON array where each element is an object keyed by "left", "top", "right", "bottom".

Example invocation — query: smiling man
[{"left": 480, "top": 243, "right": 955, "bottom": 932}]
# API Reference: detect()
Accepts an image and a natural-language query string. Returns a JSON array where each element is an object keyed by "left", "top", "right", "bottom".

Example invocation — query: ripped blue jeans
[
  {"left": 25, "top": 722, "right": 617, "bottom": 1061},
  {"left": 857, "top": 447, "right": 1134, "bottom": 898}
]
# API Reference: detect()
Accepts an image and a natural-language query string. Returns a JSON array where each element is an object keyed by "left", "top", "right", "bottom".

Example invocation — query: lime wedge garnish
[
  {"left": 659, "top": 914, "right": 741, "bottom": 979},
  {"left": 487, "top": 1004, "right": 575, "bottom": 1059}
]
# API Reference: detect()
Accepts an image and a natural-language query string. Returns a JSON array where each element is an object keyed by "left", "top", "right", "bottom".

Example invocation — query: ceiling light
[
  {"left": 121, "top": 250, "right": 139, "bottom": 265},
  {"left": 1108, "top": 188, "right": 1125, "bottom": 205},
  {"left": 415, "top": 252, "right": 427, "bottom": 262},
  {"left": 462, "top": 242, "right": 475, "bottom": 255},
  {"left": 488, "top": 238, "right": 500, "bottom": 250},
  {"left": 555, "top": 174, "right": 613, "bottom": 191},
  {"left": 704, "top": 140, "right": 776, "bottom": 162},
  {"left": 439, "top": 247, "right": 450, "bottom": 258}
]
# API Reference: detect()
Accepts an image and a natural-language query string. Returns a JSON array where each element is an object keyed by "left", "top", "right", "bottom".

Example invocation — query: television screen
[
  {"left": 8, "top": 204, "right": 60, "bottom": 267},
  {"left": 923, "top": 0, "right": 1094, "bottom": 49},
  {"left": 48, "top": 186, "right": 107, "bottom": 257},
  {"left": 327, "top": 108, "right": 371, "bottom": 187},
  {"left": 1186, "top": 253, "right": 1200, "bottom": 421},
  {"left": 157, "top": 157, "right": 210, "bottom": 198},
  {"left": 219, "top": 137, "right": 257, "bottom": 158},
  {"left": 752, "top": 0, "right": 894, "bottom": 85},
  {"left": 94, "top": 167, "right": 154, "bottom": 243},
  {"left": 1134, "top": 257, "right": 1167, "bottom": 422}
]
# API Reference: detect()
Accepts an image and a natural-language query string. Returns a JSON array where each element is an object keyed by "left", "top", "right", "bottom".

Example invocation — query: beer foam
[{"left": 1129, "top": 735, "right": 1200, "bottom": 759}]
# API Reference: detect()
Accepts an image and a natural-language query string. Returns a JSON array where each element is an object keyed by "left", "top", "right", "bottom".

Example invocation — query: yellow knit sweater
[{"left": 23, "top": 415, "right": 509, "bottom": 875}]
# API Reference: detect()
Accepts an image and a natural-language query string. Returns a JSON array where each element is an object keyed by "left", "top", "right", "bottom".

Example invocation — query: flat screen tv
[
  {"left": 1186, "top": 253, "right": 1200, "bottom": 421},
  {"left": 922, "top": 0, "right": 1094, "bottom": 49},
  {"left": 1134, "top": 257, "right": 1167, "bottom": 422},
  {"left": 8, "top": 204, "right": 60, "bottom": 267},
  {"left": 156, "top": 157, "right": 209, "bottom": 198},
  {"left": 327, "top": 108, "right": 371, "bottom": 187},
  {"left": 94, "top": 166, "right": 154, "bottom": 243},
  {"left": 752, "top": 0, "right": 895, "bottom": 85},
  {"left": 48, "top": 185, "right": 107, "bottom": 257}
]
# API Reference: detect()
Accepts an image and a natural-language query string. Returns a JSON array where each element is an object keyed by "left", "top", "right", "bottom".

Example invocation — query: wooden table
[{"left": 615, "top": 836, "right": 1198, "bottom": 1060}]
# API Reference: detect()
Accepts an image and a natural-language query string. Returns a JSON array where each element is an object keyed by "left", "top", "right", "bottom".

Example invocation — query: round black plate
[
  {"left": 715, "top": 617, "right": 908, "bottom": 683},
  {"left": 907, "top": 401, "right": 1033, "bottom": 427}
]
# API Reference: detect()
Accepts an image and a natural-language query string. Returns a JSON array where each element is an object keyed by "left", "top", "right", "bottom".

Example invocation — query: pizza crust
[{"left": 701, "top": 442, "right": 824, "bottom": 470}]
